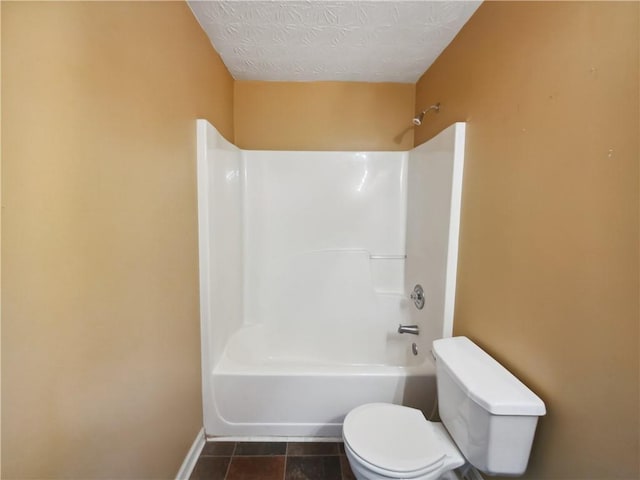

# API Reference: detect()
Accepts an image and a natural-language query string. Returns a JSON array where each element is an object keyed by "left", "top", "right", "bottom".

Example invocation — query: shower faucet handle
[{"left": 410, "top": 284, "right": 425, "bottom": 310}]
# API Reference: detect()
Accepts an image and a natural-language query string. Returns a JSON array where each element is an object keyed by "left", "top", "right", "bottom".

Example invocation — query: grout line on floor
[
  {"left": 230, "top": 454, "right": 288, "bottom": 457},
  {"left": 282, "top": 447, "right": 288, "bottom": 480},
  {"left": 208, "top": 436, "right": 342, "bottom": 443},
  {"left": 223, "top": 455, "right": 232, "bottom": 480}
]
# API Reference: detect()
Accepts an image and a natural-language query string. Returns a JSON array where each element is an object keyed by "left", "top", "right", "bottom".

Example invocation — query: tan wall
[
  {"left": 1, "top": 2, "right": 233, "bottom": 478},
  {"left": 234, "top": 81, "right": 415, "bottom": 151},
  {"left": 415, "top": 2, "right": 639, "bottom": 478}
]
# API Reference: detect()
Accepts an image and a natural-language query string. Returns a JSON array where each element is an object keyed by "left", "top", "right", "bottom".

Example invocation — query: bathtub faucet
[{"left": 398, "top": 324, "right": 420, "bottom": 335}]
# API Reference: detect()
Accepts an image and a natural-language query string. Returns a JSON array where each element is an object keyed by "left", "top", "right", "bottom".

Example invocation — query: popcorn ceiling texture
[{"left": 188, "top": 1, "right": 481, "bottom": 83}]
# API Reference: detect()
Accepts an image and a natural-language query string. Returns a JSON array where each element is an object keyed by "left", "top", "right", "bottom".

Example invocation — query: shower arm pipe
[
  {"left": 419, "top": 103, "right": 440, "bottom": 116},
  {"left": 412, "top": 102, "right": 441, "bottom": 126}
]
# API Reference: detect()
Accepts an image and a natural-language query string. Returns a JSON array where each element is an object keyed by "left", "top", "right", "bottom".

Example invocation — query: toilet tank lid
[{"left": 433, "top": 337, "right": 546, "bottom": 416}]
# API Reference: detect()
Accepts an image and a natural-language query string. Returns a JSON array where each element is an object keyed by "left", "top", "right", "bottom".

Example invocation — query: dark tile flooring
[{"left": 190, "top": 441, "right": 356, "bottom": 480}]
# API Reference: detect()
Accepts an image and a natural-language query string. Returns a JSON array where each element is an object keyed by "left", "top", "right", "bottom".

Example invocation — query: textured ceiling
[{"left": 188, "top": 1, "right": 481, "bottom": 83}]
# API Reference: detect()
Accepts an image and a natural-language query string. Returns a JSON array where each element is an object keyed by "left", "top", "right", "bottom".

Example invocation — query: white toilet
[{"left": 342, "top": 336, "right": 546, "bottom": 480}]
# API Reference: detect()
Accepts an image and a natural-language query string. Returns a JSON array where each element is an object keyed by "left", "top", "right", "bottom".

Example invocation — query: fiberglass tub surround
[{"left": 197, "top": 120, "right": 465, "bottom": 437}]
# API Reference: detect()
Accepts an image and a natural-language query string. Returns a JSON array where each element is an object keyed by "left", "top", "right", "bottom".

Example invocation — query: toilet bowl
[
  {"left": 342, "top": 403, "right": 464, "bottom": 480},
  {"left": 342, "top": 337, "right": 546, "bottom": 480}
]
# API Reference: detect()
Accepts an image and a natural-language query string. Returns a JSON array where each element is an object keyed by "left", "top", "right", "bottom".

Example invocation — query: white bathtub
[{"left": 205, "top": 324, "right": 437, "bottom": 437}]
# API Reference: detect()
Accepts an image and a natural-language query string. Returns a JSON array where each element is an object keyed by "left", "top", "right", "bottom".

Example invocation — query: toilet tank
[{"left": 432, "top": 337, "right": 546, "bottom": 476}]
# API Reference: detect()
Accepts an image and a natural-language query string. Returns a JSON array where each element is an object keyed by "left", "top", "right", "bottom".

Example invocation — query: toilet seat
[
  {"left": 342, "top": 403, "right": 447, "bottom": 476},
  {"left": 343, "top": 435, "right": 444, "bottom": 479}
]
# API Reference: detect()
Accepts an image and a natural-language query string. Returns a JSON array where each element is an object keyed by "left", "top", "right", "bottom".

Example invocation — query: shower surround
[{"left": 196, "top": 120, "right": 465, "bottom": 437}]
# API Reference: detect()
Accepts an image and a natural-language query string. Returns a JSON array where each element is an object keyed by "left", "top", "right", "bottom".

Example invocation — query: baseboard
[{"left": 175, "top": 427, "right": 205, "bottom": 480}]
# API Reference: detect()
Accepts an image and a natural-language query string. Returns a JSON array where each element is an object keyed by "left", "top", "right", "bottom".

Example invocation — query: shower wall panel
[
  {"left": 242, "top": 151, "right": 408, "bottom": 329},
  {"left": 196, "top": 120, "right": 244, "bottom": 427},
  {"left": 406, "top": 123, "right": 466, "bottom": 355}
]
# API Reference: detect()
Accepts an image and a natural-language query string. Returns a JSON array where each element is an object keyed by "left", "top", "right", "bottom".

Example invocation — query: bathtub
[{"left": 205, "top": 324, "right": 437, "bottom": 437}]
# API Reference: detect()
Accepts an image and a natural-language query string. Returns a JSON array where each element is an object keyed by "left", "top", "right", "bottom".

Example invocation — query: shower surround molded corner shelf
[{"left": 196, "top": 119, "right": 466, "bottom": 437}]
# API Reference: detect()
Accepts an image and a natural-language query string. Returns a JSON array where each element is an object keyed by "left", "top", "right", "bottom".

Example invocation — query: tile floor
[{"left": 190, "top": 441, "right": 356, "bottom": 480}]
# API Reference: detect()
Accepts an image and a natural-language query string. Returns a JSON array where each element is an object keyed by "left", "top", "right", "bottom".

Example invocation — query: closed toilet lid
[{"left": 343, "top": 403, "right": 446, "bottom": 474}]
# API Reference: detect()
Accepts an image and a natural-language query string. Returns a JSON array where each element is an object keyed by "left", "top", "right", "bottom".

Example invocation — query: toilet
[{"left": 342, "top": 336, "right": 546, "bottom": 480}]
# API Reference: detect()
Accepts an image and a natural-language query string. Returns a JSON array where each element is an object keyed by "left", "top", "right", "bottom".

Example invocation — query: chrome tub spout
[{"left": 397, "top": 324, "right": 420, "bottom": 335}]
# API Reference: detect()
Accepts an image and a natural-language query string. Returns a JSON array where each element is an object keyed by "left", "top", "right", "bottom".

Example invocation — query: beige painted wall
[
  {"left": 415, "top": 2, "right": 639, "bottom": 478},
  {"left": 234, "top": 81, "right": 415, "bottom": 151},
  {"left": 1, "top": 2, "right": 233, "bottom": 478}
]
